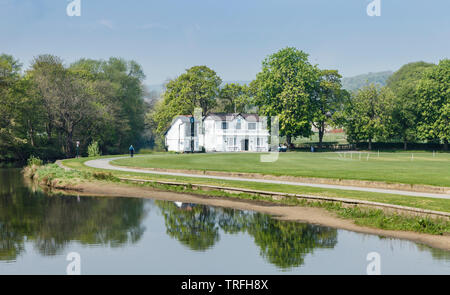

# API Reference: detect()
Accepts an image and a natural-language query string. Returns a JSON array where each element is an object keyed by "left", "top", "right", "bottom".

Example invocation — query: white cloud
[{"left": 97, "top": 19, "right": 114, "bottom": 29}]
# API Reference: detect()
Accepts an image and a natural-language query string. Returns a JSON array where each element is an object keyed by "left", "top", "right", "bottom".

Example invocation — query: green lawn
[
  {"left": 293, "top": 132, "right": 348, "bottom": 144},
  {"left": 111, "top": 152, "right": 450, "bottom": 187},
  {"left": 61, "top": 156, "right": 450, "bottom": 213}
]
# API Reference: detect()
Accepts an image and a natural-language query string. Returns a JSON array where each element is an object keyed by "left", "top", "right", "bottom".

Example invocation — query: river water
[{"left": 0, "top": 168, "right": 448, "bottom": 275}]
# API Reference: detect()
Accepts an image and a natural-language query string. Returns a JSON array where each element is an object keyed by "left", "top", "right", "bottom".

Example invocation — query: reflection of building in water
[{"left": 174, "top": 201, "right": 196, "bottom": 211}]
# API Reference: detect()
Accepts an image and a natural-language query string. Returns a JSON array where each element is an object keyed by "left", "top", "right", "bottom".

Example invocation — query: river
[{"left": 0, "top": 168, "right": 448, "bottom": 274}]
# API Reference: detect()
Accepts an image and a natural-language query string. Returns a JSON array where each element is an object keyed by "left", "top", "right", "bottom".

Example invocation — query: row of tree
[
  {"left": 338, "top": 60, "right": 449, "bottom": 150},
  {"left": 1, "top": 47, "right": 448, "bottom": 161},
  {"left": 150, "top": 47, "right": 449, "bottom": 150},
  {"left": 0, "top": 54, "right": 149, "bottom": 161}
]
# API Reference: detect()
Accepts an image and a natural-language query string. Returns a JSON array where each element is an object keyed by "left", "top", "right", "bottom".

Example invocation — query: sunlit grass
[{"left": 111, "top": 152, "right": 450, "bottom": 187}]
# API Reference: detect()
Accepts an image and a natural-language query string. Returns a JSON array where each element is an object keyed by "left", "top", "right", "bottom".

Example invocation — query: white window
[
  {"left": 257, "top": 138, "right": 260, "bottom": 146},
  {"left": 236, "top": 119, "right": 241, "bottom": 129},
  {"left": 248, "top": 123, "right": 256, "bottom": 130},
  {"left": 222, "top": 121, "right": 228, "bottom": 129},
  {"left": 228, "top": 137, "right": 234, "bottom": 147}
]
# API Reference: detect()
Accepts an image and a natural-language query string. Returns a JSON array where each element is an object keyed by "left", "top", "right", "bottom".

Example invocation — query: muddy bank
[{"left": 55, "top": 181, "right": 450, "bottom": 252}]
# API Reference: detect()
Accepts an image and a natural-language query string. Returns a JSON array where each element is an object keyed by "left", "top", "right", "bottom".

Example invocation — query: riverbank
[
  {"left": 52, "top": 181, "right": 450, "bottom": 251},
  {"left": 23, "top": 161, "right": 450, "bottom": 250}
]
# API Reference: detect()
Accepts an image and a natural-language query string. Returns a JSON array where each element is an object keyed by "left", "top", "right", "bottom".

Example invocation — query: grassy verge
[{"left": 24, "top": 158, "right": 450, "bottom": 236}]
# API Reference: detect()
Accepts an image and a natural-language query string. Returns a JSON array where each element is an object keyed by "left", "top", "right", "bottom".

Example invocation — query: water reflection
[
  {"left": 156, "top": 201, "right": 338, "bottom": 269},
  {"left": 0, "top": 169, "right": 147, "bottom": 261},
  {"left": 0, "top": 168, "right": 448, "bottom": 273}
]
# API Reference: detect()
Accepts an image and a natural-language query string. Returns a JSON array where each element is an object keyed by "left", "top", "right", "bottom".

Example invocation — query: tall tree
[
  {"left": 216, "top": 83, "right": 252, "bottom": 113},
  {"left": 416, "top": 59, "right": 450, "bottom": 150},
  {"left": 338, "top": 84, "right": 394, "bottom": 150},
  {"left": 152, "top": 66, "right": 221, "bottom": 135},
  {"left": 252, "top": 47, "right": 319, "bottom": 146},
  {"left": 386, "top": 61, "right": 435, "bottom": 150},
  {"left": 312, "top": 69, "right": 347, "bottom": 148},
  {"left": 0, "top": 54, "right": 25, "bottom": 160},
  {"left": 30, "top": 55, "right": 103, "bottom": 156}
]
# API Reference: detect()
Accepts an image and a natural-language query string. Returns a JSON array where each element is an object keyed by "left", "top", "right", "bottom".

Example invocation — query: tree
[
  {"left": 338, "top": 84, "right": 394, "bottom": 150},
  {"left": 386, "top": 62, "right": 435, "bottom": 150},
  {"left": 70, "top": 57, "right": 147, "bottom": 154},
  {"left": 416, "top": 59, "right": 450, "bottom": 150},
  {"left": 152, "top": 66, "right": 222, "bottom": 136},
  {"left": 30, "top": 55, "right": 104, "bottom": 156},
  {"left": 312, "top": 69, "right": 347, "bottom": 148},
  {"left": 216, "top": 83, "right": 253, "bottom": 113},
  {"left": 252, "top": 47, "right": 319, "bottom": 146}
]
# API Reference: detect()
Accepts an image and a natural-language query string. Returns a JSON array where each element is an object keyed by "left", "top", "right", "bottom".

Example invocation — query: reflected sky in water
[{"left": 0, "top": 168, "right": 449, "bottom": 274}]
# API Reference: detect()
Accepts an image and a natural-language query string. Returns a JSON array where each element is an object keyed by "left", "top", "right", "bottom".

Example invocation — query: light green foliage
[
  {"left": 312, "top": 69, "right": 348, "bottom": 146},
  {"left": 386, "top": 61, "right": 436, "bottom": 149},
  {"left": 416, "top": 59, "right": 450, "bottom": 149},
  {"left": 0, "top": 53, "right": 147, "bottom": 160},
  {"left": 27, "top": 155, "right": 43, "bottom": 167},
  {"left": 87, "top": 141, "right": 101, "bottom": 157},
  {"left": 337, "top": 84, "right": 395, "bottom": 149},
  {"left": 252, "top": 47, "right": 320, "bottom": 145},
  {"left": 151, "top": 66, "right": 222, "bottom": 136}
]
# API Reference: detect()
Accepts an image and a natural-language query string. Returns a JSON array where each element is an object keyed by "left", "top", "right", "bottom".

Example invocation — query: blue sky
[{"left": 1, "top": 0, "right": 449, "bottom": 84}]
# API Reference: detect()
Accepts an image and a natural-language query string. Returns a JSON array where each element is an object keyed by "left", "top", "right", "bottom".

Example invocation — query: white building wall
[
  {"left": 166, "top": 118, "right": 201, "bottom": 152},
  {"left": 166, "top": 115, "right": 269, "bottom": 153}
]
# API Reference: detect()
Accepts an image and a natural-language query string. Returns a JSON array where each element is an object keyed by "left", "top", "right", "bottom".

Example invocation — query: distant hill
[
  {"left": 342, "top": 71, "right": 393, "bottom": 92},
  {"left": 149, "top": 74, "right": 395, "bottom": 96}
]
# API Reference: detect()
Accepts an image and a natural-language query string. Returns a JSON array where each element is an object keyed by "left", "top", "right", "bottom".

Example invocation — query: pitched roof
[{"left": 205, "top": 113, "right": 262, "bottom": 122}]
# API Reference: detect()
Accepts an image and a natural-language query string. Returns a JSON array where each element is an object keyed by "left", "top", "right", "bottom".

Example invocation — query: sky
[{"left": 0, "top": 0, "right": 449, "bottom": 85}]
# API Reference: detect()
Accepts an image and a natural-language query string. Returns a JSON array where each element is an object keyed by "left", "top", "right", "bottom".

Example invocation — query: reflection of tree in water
[
  {"left": 0, "top": 170, "right": 147, "bottom": 261},
  {"left": 156, "top": 201, "right": 219, "bottom": 251},
  {"left": 246, "top": 215, "right": 337, "bottom": 270},
  {"left": 416, "top": 244, "right": 450, "bottom": 261},
  {"left": 156, "top": 201, "right": 337, "bottom": 269}
]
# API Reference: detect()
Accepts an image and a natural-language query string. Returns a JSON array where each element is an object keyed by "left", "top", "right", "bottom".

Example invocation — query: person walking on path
[{"left": 129, "top": 145, "right": 135, "bottom": 157}]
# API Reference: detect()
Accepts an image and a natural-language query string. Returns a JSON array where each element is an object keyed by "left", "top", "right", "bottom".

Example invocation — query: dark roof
[{"left": 205, "top": 113, "right": 262, "bottom": 122}]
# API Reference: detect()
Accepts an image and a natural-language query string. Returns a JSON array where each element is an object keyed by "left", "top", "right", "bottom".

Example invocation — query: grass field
[
  {"left": 293, "top": 132, "right": 348, "bottom": 144},
  {"left": 58, "top": 156, "right": 450, "bottom": 213},
  {"left": 112, "top": 152, "right": 450, "bottom": 187}
]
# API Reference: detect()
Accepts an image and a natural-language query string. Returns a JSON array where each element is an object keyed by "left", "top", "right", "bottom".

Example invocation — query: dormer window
[
  {"left": 248, "top": 123, "right": 256, "bottom": 130},
  {"left": 236, "top": 119, "right": 241, "bottom": 129}
]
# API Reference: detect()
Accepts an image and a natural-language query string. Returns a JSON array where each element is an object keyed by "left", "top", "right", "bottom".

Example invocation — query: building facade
[{"left": 165, "top": 113, "right": 270, "bottom": 153}]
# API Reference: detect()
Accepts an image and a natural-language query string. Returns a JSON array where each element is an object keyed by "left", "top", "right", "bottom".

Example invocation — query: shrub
[
  {"left": 88, "top": 141, "right": 101, "bottom": 157},
  {"left": 92, "top": 171, "right": 117, "bottom": 181},
  {"left": 27, "top": 155, "right": 43, "bottom": 167}
]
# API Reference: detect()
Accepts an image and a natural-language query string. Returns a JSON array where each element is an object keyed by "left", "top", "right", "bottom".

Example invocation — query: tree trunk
[
  {"left": 286, "top": 134, "right": 292, "bottom": 150},
  {"left": 318, "top": 122, "right": 325, "bottom": 149},
  {"left": 368, "top": 138, "right": 372, "bottom": 151},
  {"left": 403, "top": 137, "right": 407, "bottom": 151},
  {"left": 66, "top": 131, "right": 73, "bottom": 157},
  {"left": 444, "top": 139, "right": 449, "bottom": 151}
]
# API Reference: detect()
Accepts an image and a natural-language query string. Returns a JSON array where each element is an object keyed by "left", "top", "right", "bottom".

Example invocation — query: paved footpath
[{"left": 84, "top": 157, "right": 450, "bottom": 200}]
